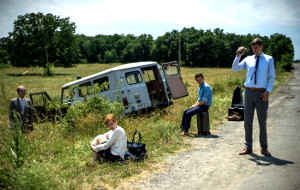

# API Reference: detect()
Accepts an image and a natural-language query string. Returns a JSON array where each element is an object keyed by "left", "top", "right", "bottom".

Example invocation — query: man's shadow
[{"left": 248, "top": 153, "right": 294, "bottom": 166}]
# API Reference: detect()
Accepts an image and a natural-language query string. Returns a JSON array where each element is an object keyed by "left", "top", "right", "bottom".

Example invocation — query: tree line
[{"left": 0, "top": 12, "right": 295, "bottom": 71}]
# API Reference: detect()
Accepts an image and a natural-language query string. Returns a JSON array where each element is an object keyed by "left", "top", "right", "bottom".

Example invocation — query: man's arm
[
  {"left": 9, "top": 99, "right": 15, "bottom": 121},
  {"left": 190, "top": 85, "right": 212, "bottom": 109},
  {"left": 232, "top": 56, "right": 246, "bottom": 71},
  {"left": 27, "top": 100, "right": 34, "bottom": 125},
  {"left": 261, "top": 57, "right": 276, "bottom": 102},
  {"left": 232, "top": 46, "right": 248, "bottom": 72},
  {"left": 266, "top": 57, "right": 276, "bottom": 93},
  {"left": 190, "top": 100, "right": 206, "bottom": 109}
]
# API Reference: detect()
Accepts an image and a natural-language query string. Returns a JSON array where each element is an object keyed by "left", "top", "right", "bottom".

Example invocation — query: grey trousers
[{"left": 244, "top": 88, "right": 269, "bottom": 149}]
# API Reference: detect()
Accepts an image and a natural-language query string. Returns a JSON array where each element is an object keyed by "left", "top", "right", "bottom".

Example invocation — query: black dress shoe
[{"left": 261, "top": 149, "right": 271, "bottom": 156}]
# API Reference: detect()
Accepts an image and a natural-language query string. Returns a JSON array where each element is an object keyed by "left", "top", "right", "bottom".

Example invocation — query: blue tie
[{"left": 254, "top": 56, "right": 259, "bottom": 84}]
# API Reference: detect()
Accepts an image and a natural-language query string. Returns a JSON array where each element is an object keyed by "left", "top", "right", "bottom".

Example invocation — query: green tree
[
  {"left": 104, "top": 50, "right": 117, "bottom": 63},
  {"left": 72, "top": 27, "right": 294, "bottom": 68},
  {"left": 151, "top": 30, "right": 179, "bottom": 64},
  {"left": 137, "top": 34, "right": 153, "bottom": 61},
  {"left": 0, "top": 37, "right": 9, "bottom": 65},
  {"left": 122, "top": 41, "right": 139, "bottom": 62},
  {"left": 115, "top": 35, "right": 132, "bottom": 62},
  {"left": 6, "top": 12, "right": 79, "bottom": 70},
  {"left": 266, "top": 33, "right": 294, "bottom": 64}
]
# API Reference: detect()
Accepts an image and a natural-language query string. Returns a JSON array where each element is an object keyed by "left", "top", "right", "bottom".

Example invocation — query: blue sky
[{"left": 1, "top": 0, "right": 299, "bottom": 59}]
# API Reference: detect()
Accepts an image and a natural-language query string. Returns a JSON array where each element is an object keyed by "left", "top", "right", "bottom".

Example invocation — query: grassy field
[{"left": 0, "top": 63, "right": 289, "bottom": 189}]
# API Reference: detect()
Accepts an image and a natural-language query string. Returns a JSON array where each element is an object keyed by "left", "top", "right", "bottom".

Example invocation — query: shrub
[
  {"left": 184, "top": 80, "right": 191, "bottom": 88},
  {"left": 1, "top": 115, "right": 28, "bottom": 169},
  {"left": 43, "top": 62, "right": 54, "bottom": 77},
  {"left": 153, "top": 120, "right": 180, "bottom": 143},
  {"left": 212, "top": 75, "right": 245, "bottom": 93},
  {"left": 276, "top": 53, "right": 293, "bottom": 72},
  {"left": 80, "top": 59, "right": 88, "bottom": 64},
  {"left": 0, "top": 115, "right": 29, "bottom": 189},
  {"left": 226, "top": 76, "right": 244, "bottom": 87},
  {"left": 211, "top": 80, "right": 226, "bottom": 93},
  {"left": 62, "top": 83, "right": 124, "bottom": 131},
  {"left": 0, "top": 63, "right": 10, "bottom": 69}
]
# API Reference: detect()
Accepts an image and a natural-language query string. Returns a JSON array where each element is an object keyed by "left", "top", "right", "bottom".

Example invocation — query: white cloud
[{"left": 2, "top": 0, "right": 298, "bottom": 33}]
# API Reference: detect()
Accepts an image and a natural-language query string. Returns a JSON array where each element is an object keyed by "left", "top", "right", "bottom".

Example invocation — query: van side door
[
  {"left": 122, "top": 69, "right": 151, "bottom": 112},
  {"left": 162, "top": 61, "right": 189, "bottom": 99}
]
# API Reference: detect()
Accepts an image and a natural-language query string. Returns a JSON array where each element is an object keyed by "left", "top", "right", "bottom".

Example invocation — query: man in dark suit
[{"left": 9, "top": 86, "right": 34, "bottom": 132}]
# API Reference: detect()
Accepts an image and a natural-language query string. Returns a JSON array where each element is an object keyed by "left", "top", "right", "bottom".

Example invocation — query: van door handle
[{"left": 136, "top": 100, "right": 141, "bottom": 103}]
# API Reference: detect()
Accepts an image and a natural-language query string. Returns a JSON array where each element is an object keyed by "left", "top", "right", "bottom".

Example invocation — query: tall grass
[{"left": 0, "top": 64, "right": 289, "bottom": 189}]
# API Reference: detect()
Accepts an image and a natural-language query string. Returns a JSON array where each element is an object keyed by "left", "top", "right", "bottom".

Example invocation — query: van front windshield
[{"left": 62, "top": 87, "right": 76, "bottom": 104}]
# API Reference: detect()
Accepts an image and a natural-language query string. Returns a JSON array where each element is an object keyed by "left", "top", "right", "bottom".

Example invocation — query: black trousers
[{"left": 97, "top": 148, "right": 123, "bottom": 163}]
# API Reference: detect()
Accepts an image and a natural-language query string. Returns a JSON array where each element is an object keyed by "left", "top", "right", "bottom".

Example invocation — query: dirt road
[{"left": 126, "top": 64, "right": 300, "bottom": 190}]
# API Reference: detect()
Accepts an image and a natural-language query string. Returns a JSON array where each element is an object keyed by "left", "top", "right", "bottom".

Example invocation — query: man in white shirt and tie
[
  {"left": 232, "top": 38, "right": 275, "bottom": 156},
  {"left": 9, "top": 86, "right": 34, "bottom": 133}
]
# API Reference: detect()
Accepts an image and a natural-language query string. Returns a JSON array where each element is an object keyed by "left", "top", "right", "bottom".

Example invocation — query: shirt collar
[
  {"left": 256, "top": 52, "right": 264, "bottom": 59},
  {"left": 18, "top": 97, "right": 25, "bottom": 101},
  {"left": 199, "top": 81, "right": 206, "bottom": 88}
]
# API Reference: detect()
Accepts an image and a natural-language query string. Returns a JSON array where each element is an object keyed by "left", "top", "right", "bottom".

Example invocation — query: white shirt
[
  {"left": 18, "top": 97, "right": 25, "bottom": 113},
  {"left": 232, "top": 52, "right": 275, "bottom": 92},
  {"left": 91, "top": 126, "right": 127, "bottom": 159}
]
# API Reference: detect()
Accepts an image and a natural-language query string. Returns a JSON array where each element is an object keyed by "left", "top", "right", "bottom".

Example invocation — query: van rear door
[
  {"left": 162, "top": 61, "right": 188, "bottom": 99},
  {"left": 121, "top": 69, "right": 151, "bottom": 112}
]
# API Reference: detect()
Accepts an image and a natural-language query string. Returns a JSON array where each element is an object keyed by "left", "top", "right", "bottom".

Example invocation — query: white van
[{"left": 61, "top": 61, "right": 188, "bottom": 114}]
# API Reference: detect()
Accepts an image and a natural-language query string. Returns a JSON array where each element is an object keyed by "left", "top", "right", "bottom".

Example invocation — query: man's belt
[{"left": 245, "top": 87, "right": 266, "bottom": 91}]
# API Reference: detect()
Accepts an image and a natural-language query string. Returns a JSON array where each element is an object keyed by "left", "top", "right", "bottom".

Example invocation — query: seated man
[
  {"left": 180, "top": 73, "right": 213, "bottom": 135},
  {"left": 90, "top": 114, "right": 127, "bottom": 162}
]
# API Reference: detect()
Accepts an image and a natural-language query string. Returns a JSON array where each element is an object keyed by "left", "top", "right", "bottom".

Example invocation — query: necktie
[
  {"left": 21, "top": 99, "right": 25, "bottom": 114},
  {"left": 254, "top": 56, "right": 259, "bottom": 84}
]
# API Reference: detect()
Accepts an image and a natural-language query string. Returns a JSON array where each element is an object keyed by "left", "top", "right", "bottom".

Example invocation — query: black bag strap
[{"left": 131, "top": 130, "right": 142, "bottom": 144}]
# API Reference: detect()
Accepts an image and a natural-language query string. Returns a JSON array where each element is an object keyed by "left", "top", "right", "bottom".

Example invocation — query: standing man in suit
[
  {"left": 232, "top": 38, "right": 275, "bottom": 156},
  {"left": 9, "top": 86, "right": 34, "bottom": 132}
]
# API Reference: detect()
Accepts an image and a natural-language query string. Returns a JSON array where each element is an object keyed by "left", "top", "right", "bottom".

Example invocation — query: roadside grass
[{"left": 0, "top": 63, "right": 289, "bottom": 189}]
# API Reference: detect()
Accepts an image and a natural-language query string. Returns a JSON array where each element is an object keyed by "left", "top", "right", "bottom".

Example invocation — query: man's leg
[
  {"left": 183, "top": 106, "right": 208, "bottom": 133},
  {"left": 256, "top": 91, "right": 269, "bottom": 149},
  {"left": 244, "top": 89, "right": 255, "bottom": 149},
  {"left": 181, "top": 108, "right": 189, "bottom": 129}
]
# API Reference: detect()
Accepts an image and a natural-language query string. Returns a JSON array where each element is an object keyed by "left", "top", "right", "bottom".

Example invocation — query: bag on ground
[{"left": 126, "top": 130, "right": 147, "bottom": 160}]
